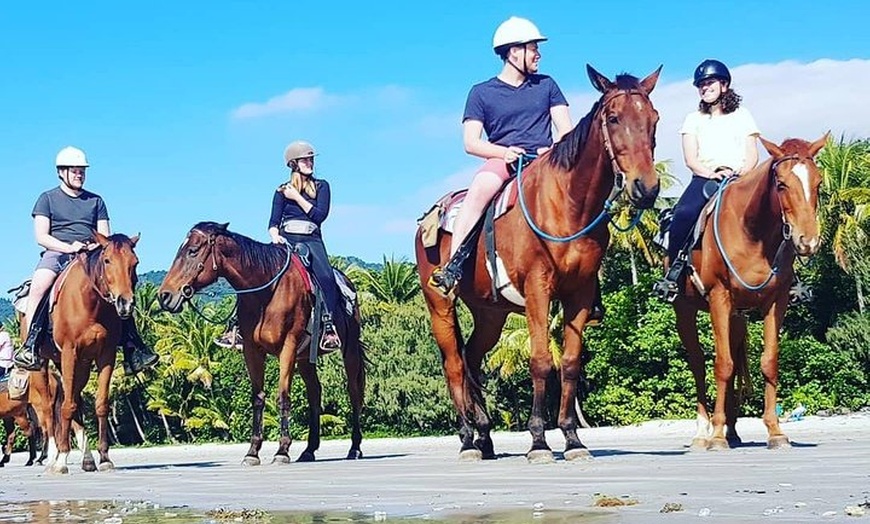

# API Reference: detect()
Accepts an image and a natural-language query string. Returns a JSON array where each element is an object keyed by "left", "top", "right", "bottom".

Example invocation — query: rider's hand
[
  {"left": 85, "top": 242, "right": 100, "bottom": 251},
  {"left": 280, "top": 184, "right": 302, "bottom": 202},
  {"left": 503, "top": 146, "right": 525, "bottom": 165},
  {"left": 535, "top": 146, "right": 551, "bottom": 156},
  {"left": 68, "top": 241, "right": 87, "bottom": 253},
  {"left": 712, "top": 168, "right": 733, "bottom": 181},
  {"left": 270, "top": 235, "right": 287, "bottom": 245}
]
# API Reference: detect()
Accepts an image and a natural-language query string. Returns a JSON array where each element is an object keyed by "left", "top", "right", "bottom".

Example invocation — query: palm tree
[
  {"left": 817, "top": 135, "right": 870, "bottom": 312},
  {"left": 351, "top": 256, "right": 420, "bottom": 304},
  {"left": 608, "top": 160, "right": 680, "bottom": 284}
]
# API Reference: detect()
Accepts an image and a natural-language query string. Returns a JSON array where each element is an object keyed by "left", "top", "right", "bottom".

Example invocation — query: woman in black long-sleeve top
[{"left": 269, "top": 140, "right": 342, "bottom": 350}]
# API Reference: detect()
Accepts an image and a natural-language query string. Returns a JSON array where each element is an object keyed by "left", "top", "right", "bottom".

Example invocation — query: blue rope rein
[{"left": 516, "top": 153, "right": 638, "bottom": 242}]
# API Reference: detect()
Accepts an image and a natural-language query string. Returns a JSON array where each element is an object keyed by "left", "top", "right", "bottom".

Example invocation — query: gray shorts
[{"left": 35, "top": 250, "right": 75, "bottom": 273}]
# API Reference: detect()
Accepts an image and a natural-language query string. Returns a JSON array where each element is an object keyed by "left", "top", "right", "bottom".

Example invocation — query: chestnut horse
[
  {"left": 672, "top": 134, "right": 828, "bottom": 450},
  {"left": 42, "top": 232, "right": 141, "bottom": 474},
  {"left": 157, "top": 222, "right": 365, "bottom": 464},
  {"left": 415, "top": 65, "right": 662, "bottom": 462},
  {"left": 0, "top": 393, "right": 39, "bottom": 467}
]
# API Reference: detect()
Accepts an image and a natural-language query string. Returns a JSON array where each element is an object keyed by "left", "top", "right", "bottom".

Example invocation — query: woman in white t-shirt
[
  {"left": 0, "top": 324, "right": 13, "bottom": 379},
  {"left": 666, "top": 59, "right": 760, "bottom": 265}
]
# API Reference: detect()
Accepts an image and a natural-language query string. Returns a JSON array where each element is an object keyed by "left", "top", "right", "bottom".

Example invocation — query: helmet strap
[{"left": 507, "top": 46, "right": 529, "bottom": 78}]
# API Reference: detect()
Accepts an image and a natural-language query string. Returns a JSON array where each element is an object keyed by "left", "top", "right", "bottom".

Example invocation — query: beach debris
[
  {"left": 660, "top": 502, "right": 683, "bottom": 513},
  {"left": 593, "top": 495, "right": 639, "bottom": 507},
  {"left": 698, "top": 507, "right": 712, "bottom": 517},
  {"left": 844, "top": 505, "right": 866, "bottom": 517}
]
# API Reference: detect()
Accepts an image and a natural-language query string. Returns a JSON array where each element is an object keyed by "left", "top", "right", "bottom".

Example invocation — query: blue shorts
[{"left": 35, "top": 250, "right": 75, "bottom": 273}]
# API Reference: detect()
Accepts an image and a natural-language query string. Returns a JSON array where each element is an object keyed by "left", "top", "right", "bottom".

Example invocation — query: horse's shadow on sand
[
  {"left": 489, "top": 441, "right": 817, "bottom": 460},
  {"left": 118, "top": 452, "right": 408, "bottom": 471}
]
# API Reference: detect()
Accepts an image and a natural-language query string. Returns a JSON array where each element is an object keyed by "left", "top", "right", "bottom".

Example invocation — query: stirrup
[
  {"left": 652, "top": 279, "right": 680, "bottom": 303},
  {"left": 13, "top": 347, "right": 44, "bottom": 371},
  {"left": 319, "top": 323, "right": 341, "bottom": 352},
  {"left": 789, "top": 281, "right": 813, "bottom": 304},
  {"left": 428, "top": 266, "right": 458, "bottom": 296},
  {"left": 214, "top": 326, "right": 243, "bottom": 350}
]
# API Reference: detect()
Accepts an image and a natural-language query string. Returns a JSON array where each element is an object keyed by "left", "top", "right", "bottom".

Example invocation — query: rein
[
  {"left": 516, "top": 89, "right": 648, "bottom": 243},
  {"left": 711, "top": 155, "right": 803, "bottom": 291}
]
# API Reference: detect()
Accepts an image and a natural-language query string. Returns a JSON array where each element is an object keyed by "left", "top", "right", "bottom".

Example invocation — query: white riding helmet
[
  {"left": 55, "top": 146, "right": 89, "bottom": 168},
  {"left": 492, "top": 16, "right": 547, "bottom": 53}
]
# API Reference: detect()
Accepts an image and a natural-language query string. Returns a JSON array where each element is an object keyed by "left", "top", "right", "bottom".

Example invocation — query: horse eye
[
  {"left": 188, "top": 248, "right": 199, "bottom": 257},
  {"left": 776, "top": 180, "right": 788, "bottom": 191},
  {"left": 607, "top": 115, "right": 619, "bottom": 124},
  {"left": 103, "top": 258, "right": 111, "bottom": 265}
]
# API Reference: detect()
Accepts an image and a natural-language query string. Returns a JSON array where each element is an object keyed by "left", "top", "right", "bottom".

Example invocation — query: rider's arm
[
  {"left": 550, "top": 104, "right": 572, "bottom": 143},
  {"left": 681, "top": 133, "right": 717, "bottom": 179},
  {"left": 463, "top": 119, "right": 513, "bottom": 160},
  {"left": 737, "top": 135, "right": 759, "bottom": 175},
  {"left": 305, "top": 180, "right": 330, "bottom": 225},
  {"left": 33, "top": 215, "right": 78, "bottom": 253},
  {"left": 96, "top": 219, "right": 110, "bottom": 237}
]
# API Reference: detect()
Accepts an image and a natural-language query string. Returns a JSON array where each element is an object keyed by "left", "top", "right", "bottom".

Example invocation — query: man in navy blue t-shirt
[{"left": 429, "top": 16, "right": 572, "bottom": 294}]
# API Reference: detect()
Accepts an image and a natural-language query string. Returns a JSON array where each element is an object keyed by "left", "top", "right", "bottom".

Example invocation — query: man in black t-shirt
[{"left": 14, "top": 146, "right": 158, "bottom": 374}]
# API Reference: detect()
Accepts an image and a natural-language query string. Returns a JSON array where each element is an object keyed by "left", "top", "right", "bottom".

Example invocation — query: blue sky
[{"left": 2, "top": 1, "right": 869, "bottom": 285}]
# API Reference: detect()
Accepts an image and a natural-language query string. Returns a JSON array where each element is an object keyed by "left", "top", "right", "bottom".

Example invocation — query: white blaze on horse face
[
  {"left": 791, "top": 162, "right": 811, "bottom": 202},
  {"left": 181, "top": 235, "right": 190, "bottom": 248}
]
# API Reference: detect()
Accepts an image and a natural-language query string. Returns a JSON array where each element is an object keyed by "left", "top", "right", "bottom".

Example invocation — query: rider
[
  {"left": 654, "top": 59, "right": 760, "bottom": 297},
  {"left": 215, "top": 141, "right": 343, "bottom": 351},
  {"left": 428, "top": 16, "right": 606, "bottom": 324},
  {"left": 13, "top": 146, "right": 159, "bottom": 374},
  {"left": 0, "top": 324, "right": 12, "bottom": 380}
]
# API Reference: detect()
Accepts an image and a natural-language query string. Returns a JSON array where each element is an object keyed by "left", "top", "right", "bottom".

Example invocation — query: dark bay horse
[
  {"left": 672, "top": 134, "right": 828, "bottom": 450},
  {"left": 157, "top": 222, "right": 365, "bottom": 464},
  {"left": 1, "top": 390, "right": 39, "bottom": 466},
  {"left": 43, "top": 232, "right": 141, "bottom": 474},
  {"left": 415, "top": 65, "right": 662, "bottom": 462}
]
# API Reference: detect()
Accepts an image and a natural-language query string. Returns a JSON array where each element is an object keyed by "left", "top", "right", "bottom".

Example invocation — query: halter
[
  {"left": 712, "top": 154, "right": 806, "bottom": 291},
  {"left": 517, "top": 88, "right": 650, "bottom": 242}
]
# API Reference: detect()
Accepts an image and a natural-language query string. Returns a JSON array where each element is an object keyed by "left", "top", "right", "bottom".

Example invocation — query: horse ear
[
  {"left": 759, "top": 136, "right": 784, "bottom": 158},
  {"left": 93, "top": 232, "right": 110, "bottom": 247},
  {"left": 809, "top": 131, "right": 831, "bottom": 158},
  {"left": 129, "top": 233, "right": 140, "bottom": 247},
  {"left": 639, "top": 65, "right": 663, "bottom": 95},
  {"left": 219, "top": 222, "right": 229, "bottom": 231},
  {"left": 587, "top": 64, "right": 614, "bottom": 93}
]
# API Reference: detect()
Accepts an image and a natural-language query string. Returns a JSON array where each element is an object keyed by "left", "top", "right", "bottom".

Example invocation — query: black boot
[
  {"left": 587, "top": 279, "right": 606, "bottom": 327},
  {"left": 13, "top": 298, "right": 50, "bottom": 371},
  {"left": 120, "top": 319, "right": 158, "bottom": 375},
  {"left": 653, "top": 256, "right": 687, "bottom": 303}
]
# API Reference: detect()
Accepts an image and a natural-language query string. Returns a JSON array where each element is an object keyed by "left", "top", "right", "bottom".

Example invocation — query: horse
[
  {"left": 0, "top": 393, "right": 39, "bottom": 467},
  {"left": 156, "top": 222, "right": 366, "bottom": 464},
  {"left": 671, "top": 134, "right": 828, "bottom": 450},
  {"left": 414, "top": 65, "right": 662, "bottom": 462},
  {"left": 38, "top": 232, "right": 142, "bottom": 474}
]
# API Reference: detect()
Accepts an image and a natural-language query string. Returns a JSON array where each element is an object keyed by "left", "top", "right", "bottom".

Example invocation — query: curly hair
[{"left": 700, "top": 88, "right": 742, "bottom": 115}]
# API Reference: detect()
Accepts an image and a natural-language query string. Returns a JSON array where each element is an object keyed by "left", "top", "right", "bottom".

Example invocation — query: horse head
[
  {"left": 157, "top": 222, "right": 228, "bottom": 313},
  {"left": 93, "top": 232, "right": 140, "bottom": 319},
  {"left": 759, "top": 133, "right": 829, "bottom": 257},
  {"left": 587, "top": 64, "right": 662, "bottom": 209}
]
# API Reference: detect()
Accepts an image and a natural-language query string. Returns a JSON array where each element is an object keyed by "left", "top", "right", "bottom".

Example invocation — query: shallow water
[{"left": 0, "top": 500, "right": 617, "bottom": 523}]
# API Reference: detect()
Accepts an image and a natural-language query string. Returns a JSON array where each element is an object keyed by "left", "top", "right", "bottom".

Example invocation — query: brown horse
[
  {"left": 157, "top": 222, "right": 366, "bottom": 464},
  {"left": 415, "top": 65, "right": 662, "bottom": 462},
  {"left": 0, "top": 391, "right": 39, "bottom": 467},
  {"left": 672, "top": 134, "right": 828, "bottom": 450},
  {"left": 41, "top": 232, "right": 141, "bottom": 474}
]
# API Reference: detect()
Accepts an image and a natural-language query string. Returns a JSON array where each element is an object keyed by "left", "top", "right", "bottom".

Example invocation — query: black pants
[
  {"left": 281, "top": 232, "right": 344, "bottom": 327},
  {"left": 667, "top": 176, "right": 711, "bottom": 262}
]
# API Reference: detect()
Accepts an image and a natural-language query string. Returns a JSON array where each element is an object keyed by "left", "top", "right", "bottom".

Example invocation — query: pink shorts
[{"left": 477, "top": 158, "right": 512, "bottom": 182}]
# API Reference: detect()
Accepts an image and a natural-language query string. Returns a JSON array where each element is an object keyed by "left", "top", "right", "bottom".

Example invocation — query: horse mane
[
  {"left": 549, "top": 73, "right": 643, "bottom": 171},
  {"left": 193, "top": 221, "right": 288, "bottom": 276},
  {"left": 82, "top": 234, "right": 135, "bottom": 283},
  {"left": 778, "top": 138, "right": 812, "bottom": 155}
]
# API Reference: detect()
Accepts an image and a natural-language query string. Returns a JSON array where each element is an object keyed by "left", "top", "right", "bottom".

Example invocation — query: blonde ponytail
[{"left": 289, "top": 170, "right": 317, "bottom": 198}]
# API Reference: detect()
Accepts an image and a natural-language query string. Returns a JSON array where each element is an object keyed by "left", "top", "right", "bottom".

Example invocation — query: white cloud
[
  {"left": 566, "top": 59, "right": 870, "bottom": 191},
  {"left": 231, "top": 87, "right": 342, "bottom": 119}
]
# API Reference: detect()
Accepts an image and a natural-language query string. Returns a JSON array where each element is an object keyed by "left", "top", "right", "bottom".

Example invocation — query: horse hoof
[
  {"left": 708, "top": 438, "right": 730, "bottom": 451},
  {"left": 82, "top": 460, "right": 97, "bottom": 472},
  {"left": 49, "top": 464, "right": 69, "bottom": 475},
  {"left": 459, "top": 449, "right": 483, "bottom": 462},
  {"left": 241, "top": 455, "right": 261, "bottom": 467},
  {"left": 768, "top": 436, "right": 791, "bottom": 450},
  {"left": 527, "top": 449, "right": 555, "bottom": 464},
  {"left": 346, "top": 449, "right": 363, "bottom": 460},
  {"left": 296, "top": 451, "right": 316, "bottom": 463},
  {"left": 25, "top": 460, "right": 34, "bottom": 467},
  {"left": 98, "top": 461, "right": 115, "bottom": 472},
  {"left": 564, "top": 447, "right": 593, "bottom": 462},
  {"left": 271, "top": 454, "right": 291, "bottom": 465},
  {"left": 690, "top": 438, "right": 710, "bottom": 451}
]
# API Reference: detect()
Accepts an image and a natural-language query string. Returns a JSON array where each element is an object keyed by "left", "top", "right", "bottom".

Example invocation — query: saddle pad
[{"left": 438, "top": 179, "right": 519, "bottom": 234}]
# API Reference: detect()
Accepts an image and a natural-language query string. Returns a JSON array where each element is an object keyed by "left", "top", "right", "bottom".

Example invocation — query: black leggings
[
  {"left": 667, "top": 176, "right": 711, "bottom": 261},
  {"left": 281, "top": 233, "right": 343, "bottom": 326}
]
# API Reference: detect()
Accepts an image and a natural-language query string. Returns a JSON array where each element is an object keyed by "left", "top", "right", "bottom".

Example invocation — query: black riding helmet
[{"left": 693, "top": 59, "right": 731, "bottom": 87}]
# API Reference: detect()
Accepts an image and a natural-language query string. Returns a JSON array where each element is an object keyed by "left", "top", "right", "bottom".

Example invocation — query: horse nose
[
  {"left": 157, "top": 291, "right": 171, "bottom": 308},
  {"left": 631, "top": 179, "right": 660, "bottom": 209},
  {"left": 116, "top": 297, "right": 133, "bottom": 319},
  {"left": 797, "top": 235, "right": 821, "bottom": 256}
]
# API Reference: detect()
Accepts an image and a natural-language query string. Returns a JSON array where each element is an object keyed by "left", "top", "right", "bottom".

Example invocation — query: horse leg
[
  {"left": 342, "top": 319, "right": 365, "bottom": 460},
  {"left": 295, "top": 357, "right": 320, "bottom": 463},
  {"left": 241, "top": 348, "right": 267, "bottom": 466},
  {"left": 463, "top": 309, "right": 508, "bottom": 460},
  {"left": 708, "top": 289, "right": 734, "bottom": 451},
  {"left": 558, "top": 298, "right": 592, "bottom": 461},
  {"left": 761, "top": 298, "right": 790, "bottom": 449},
  {"left": 50, "top": 349, "right": 79, "bottom": 474},
  {"left": 674, "top": 298, "right": 712, "bottom": 450},
  {"left": 1, "top": 417, "right": 12, "bottom": 465},
  {"left": 422, "top": 289, "right": 476, "bottom": 459},
  {"left": 28, "top": 368, "right": 54, "bottom": 466},
  {"left": 525, "top": 288, "right": 555, "bottom": 463},
  {"left": 93, "top": 356, "right": 115, "bottom": 471},
  {"left": 273, "top": 336, "right": 299, "bottom": 464},
  {"left": 12, "top": 412, "right": 37, "bottom": 467},
  {"left": 725, "top": 314, "right": 748, "bottom": 447},
  {"left": 74, "top": 413, "right": 95, "bottom": 472}
]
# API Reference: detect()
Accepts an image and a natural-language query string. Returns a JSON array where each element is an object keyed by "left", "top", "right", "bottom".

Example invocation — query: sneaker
[
  {"left": 122, "top": 345, "right": 159, "bottom": 376},
  {"left": 214, "top": 326, "right": 243, "bottom": 350},
  {"left": 319, "top": 322, "right": 341, "bottom": 352},
  {"left": 13, "top": 347, "right": 44, "bottom": 371},
  {"left": 789, "top": 281, "right": 813, "bottom": 304},
  {"left": 428, "top": 266, "right": 458, "bottom": 296}
]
